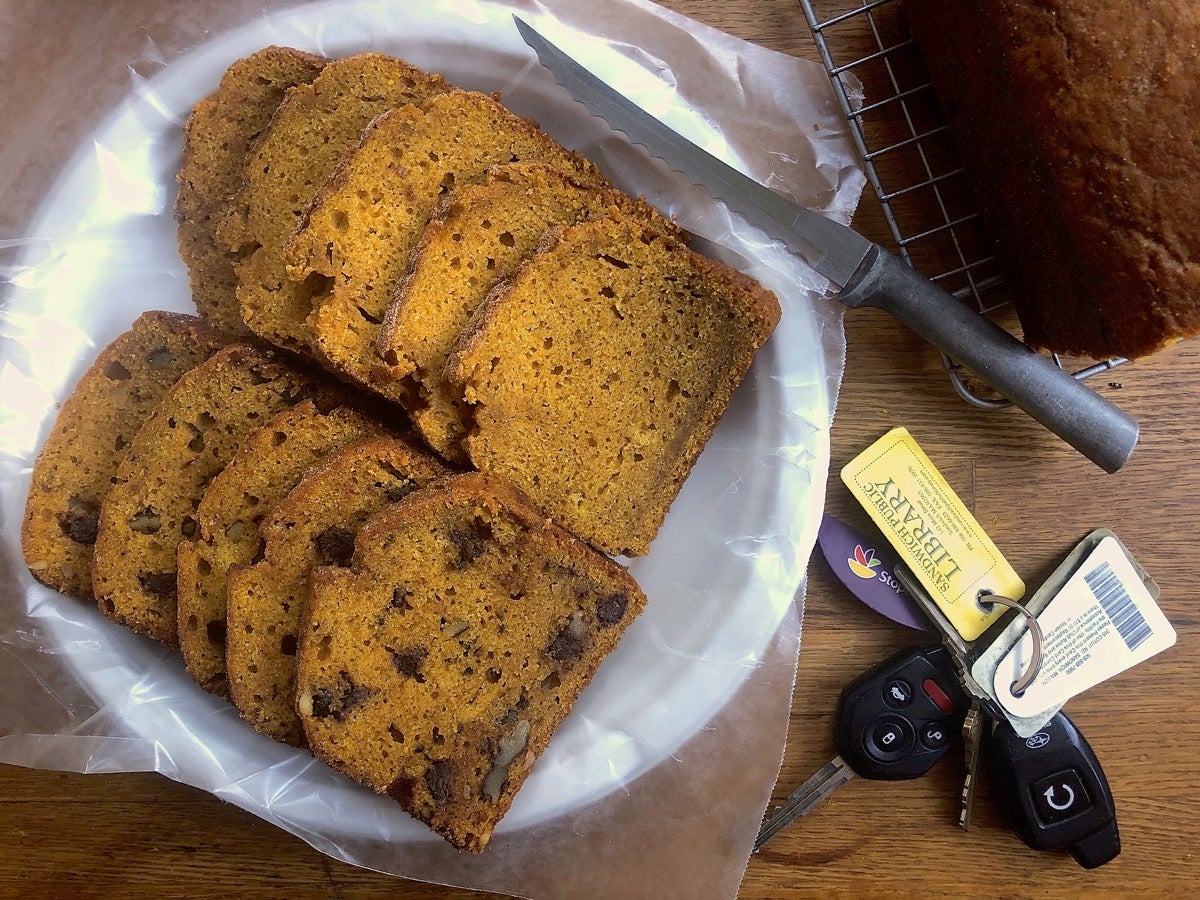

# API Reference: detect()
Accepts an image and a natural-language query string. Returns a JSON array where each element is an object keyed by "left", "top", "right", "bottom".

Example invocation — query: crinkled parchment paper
[{"left": 0, "top": 0, "right": 864, "bottom": 896}]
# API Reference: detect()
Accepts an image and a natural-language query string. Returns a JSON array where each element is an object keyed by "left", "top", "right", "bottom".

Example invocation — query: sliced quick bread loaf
[
  {"left": 295, "top": 472, "right": 646, "bottom": 852},
  {"left": 226, "top": 437, "right": 451, "bottom": 745},
  {"left": 92, "top": 344, "right": 343, "bottom": 645},
  {"left": 217, "top": 53, "right": 449, "bottom": 353},
  {"left": 175, "top": 46, "right": 326, "bottom": 337},
  {"left": 22, "top": 312, "right": 227, "bottom": 599},
  {"left": 377, "top": 161, "right": 681, "bottom": 462},
  {"left": 284, "top": 90, "right": 602, "bottom": 402},
  {"left": 445, "top": 213, "right": 781, "bottom": 557},
  {"left": 177, "top": 401, "right": 390, "bottom": 696}
]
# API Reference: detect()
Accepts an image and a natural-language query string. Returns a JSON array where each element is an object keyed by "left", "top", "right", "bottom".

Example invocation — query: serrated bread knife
[{"left": 514, "top": 17, "right": 1139, "bottom": 473}]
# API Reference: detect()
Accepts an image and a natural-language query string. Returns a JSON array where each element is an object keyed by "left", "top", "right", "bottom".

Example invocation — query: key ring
[{"left": 979, "top": 593, "right": 1044, "bottom": 697}]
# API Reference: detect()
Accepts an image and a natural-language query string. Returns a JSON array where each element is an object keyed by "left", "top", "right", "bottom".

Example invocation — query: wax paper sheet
[{"left": 0, "top": 0, "right": 865, "bottom": 896}]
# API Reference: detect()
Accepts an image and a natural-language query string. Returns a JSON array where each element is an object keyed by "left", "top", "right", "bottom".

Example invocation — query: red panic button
[{"left": 923, "top": 677, "right": 955, "bottom": 714}]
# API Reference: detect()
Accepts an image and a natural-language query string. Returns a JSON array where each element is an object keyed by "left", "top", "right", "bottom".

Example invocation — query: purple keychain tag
[{"left": 817, "top": 513, "right": 929, "bottom": 631}]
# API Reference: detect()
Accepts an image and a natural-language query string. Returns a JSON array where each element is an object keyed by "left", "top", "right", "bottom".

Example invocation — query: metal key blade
[
  {"left": 959, "top": 702, "right": 985, "bottom": 830},
  {"left": 754, "top": 755, "right": 855, "bottom": 852}
]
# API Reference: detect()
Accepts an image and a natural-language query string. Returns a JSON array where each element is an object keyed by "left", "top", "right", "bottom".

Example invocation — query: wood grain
[{"left": 3, "top": 0, "right": 1198, "bottom": 896}]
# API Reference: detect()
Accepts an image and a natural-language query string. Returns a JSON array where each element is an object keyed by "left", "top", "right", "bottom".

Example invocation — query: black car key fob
[
  {"left": 835, "top": 644, "right": 968, "bottom": 780},
  {"left": 989, "top": 710, "right": 1120, "bottom": 868}
]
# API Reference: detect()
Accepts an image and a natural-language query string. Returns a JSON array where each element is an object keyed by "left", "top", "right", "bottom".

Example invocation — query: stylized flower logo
[{"left": 847, "top": 544, "right": 881, "bottom": 579}]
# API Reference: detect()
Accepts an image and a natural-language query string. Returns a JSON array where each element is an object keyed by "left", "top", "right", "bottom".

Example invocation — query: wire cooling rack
[{"left": 799, "top": 0, "right": 1126, "bottom": 408}]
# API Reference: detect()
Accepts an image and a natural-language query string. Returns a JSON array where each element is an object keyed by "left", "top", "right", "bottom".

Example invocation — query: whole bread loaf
[{"left": 905, "top": 0, "right": 1200, "bottom": 359}]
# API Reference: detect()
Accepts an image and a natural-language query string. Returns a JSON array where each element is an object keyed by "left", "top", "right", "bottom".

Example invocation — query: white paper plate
[{"left": 0, "top": 0, "right": 837, "bottom": 844}]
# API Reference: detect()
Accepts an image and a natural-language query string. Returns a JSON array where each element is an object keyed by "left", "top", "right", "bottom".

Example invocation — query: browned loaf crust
[
  {"left": 92, "top": 344, "right": 343, "bottom": 646},
  {"left": 445, "top": 213, "right": 781, "bottom": 557},
  {"left": 905, "top": 0, "right": 1200, "bottom": 359},
  {"left": 295, "top": 472, "right": 647, "bottom": 852},
  {"left": 176, "top": 401, "right": 390, "bottom": 697},
  {"left": 377, "top": 161, "right": 681, "bottom": 463},
  {"left": 216, "top": 53, "right": 449, "bottom": 354},
  {"left": 175, "top": 46, "right": 326, "bottom": 338},
  {"left": 22, "top": 312, "right": 227, "bottom": 599},
  {"left": 226, "top": 437, "right": 451, "bottom": 746},
  {"left": 283, "top": 90, "right": 602, "bottom": 402}
]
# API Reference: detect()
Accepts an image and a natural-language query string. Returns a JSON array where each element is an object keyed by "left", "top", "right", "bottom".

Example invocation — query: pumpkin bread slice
[
  {"left": 295, "top": 472, "right": 646, "bottom": 852},
  {"left": 217, "top": 53, "right": 449, "bottom": 353},
  {"left": 284, "top": 90, "right": 601, "bottom": 402},
  {"left": 376, "top": 161, "right": 679, "bottom": 462},
  {"left": 92, "top": 344, "right": 343, "bottom": 645},
  {"left": 445, "top": 213, "right": 781, "bottom": 557},
  {"left": 226, "top": 437, "right": 451, "bottom": 745},
  {"left": 177, "top": 401, "right": 389, "bottom": 697},
  {"left": 22, "top": 312, "right": 227, "bottom": 599},
  {"left": 175, "top": 46, "right": 326, "bottom": 337}
]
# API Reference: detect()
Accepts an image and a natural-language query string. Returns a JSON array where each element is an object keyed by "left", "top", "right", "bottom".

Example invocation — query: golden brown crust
[
  {"left": 295, "top": 472, "right": 646, "bottom": 852},
  {"left": 91, "top": 344, "right": 343, "bottom": 646},
  {"left": 226, "top": 436, "right": 452, "bottom": 746},
  {"left": 906, "top": 0, "right": 1200, "bottom": 359},
  {"left": 445, "top": 212, "right": 780, "bottom": 555},
  {"left": 175, "top": 46, "right": 326, "bottom": 338},
  {"left": 22, "top": 312, "right": 227, "bottom": 598}
]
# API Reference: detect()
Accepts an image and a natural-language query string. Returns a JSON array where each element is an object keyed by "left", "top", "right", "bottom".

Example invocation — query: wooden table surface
[{"left": 3, "top": 1, "right": 1198, "bottom": 896}]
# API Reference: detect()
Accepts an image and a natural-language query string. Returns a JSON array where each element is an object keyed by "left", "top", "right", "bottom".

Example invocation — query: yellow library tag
[{"left": 840, "top": 427, "right": 1024, "bottom": 641}]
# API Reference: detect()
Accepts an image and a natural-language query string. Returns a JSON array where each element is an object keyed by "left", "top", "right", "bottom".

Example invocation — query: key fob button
[
  {"left": 920, "top": 720, "right": 951, "bottom": 750},
  {"left": 921, "top": 677, "right": 955, "bottom": 714},
  {"left": 883, "top": 678, "right": 914, "bottom": 708},
  {"left": 865, "top": 716, "right": 915, "bottom": 762},
  {"left": 1032, "top": 769, "right": 1092, "bottom": 824}
]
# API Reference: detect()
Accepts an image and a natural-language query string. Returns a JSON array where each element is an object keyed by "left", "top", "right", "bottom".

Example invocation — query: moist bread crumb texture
[
  {"left": 217, "top": 53, "right": 449, "bottom": 353},
  {"left": 21, "top": 312, "right": 227, "bottom": 599},
  {"left": 446, "top": 212, "right": 781, "bottom": 556},
  {"left": 174, "top": 46, "right": 326, "bottom": 338},
  {"left": 91, "top": 344, "right": 343, "bottom": 646},
  {"left": 226, "top": 437, "right": 452, "bottom": 746},
  {"left": 379, "top": 161, "right": 682, "bottom": 463},
  {"left": 177, "top": 401, "right": 389, "bottom": 697},
  {"left": 286, "top": 90, "right": 603, "bottom": 402},
  {"left": 295, "top": 472, "right": 647, "bottom": 852}
]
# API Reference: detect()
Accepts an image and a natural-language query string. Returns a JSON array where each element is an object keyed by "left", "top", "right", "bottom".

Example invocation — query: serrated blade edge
[{"left": 513, "top": 15, "right": 871, "bottom": 287}]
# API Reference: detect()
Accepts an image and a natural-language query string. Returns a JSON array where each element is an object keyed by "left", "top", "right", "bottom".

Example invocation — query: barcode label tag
[{"left": 990, "top": 533, "right": 1174, "bottom": 719}]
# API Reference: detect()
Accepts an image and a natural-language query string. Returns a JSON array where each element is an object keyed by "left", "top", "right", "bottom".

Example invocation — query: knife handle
[{"left": 838, "top": 245, "right": 1139, "bottom": 473}]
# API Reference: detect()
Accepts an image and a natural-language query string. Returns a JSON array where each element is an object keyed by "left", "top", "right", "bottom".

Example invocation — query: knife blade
[{"left": 514, "top": 16, "right": 1139, "bottom": 473}]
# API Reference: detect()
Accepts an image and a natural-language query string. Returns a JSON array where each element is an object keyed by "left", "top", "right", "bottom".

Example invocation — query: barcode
[{"left": 1084, "top": 561, "right": 1152, "bottom": 651}]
